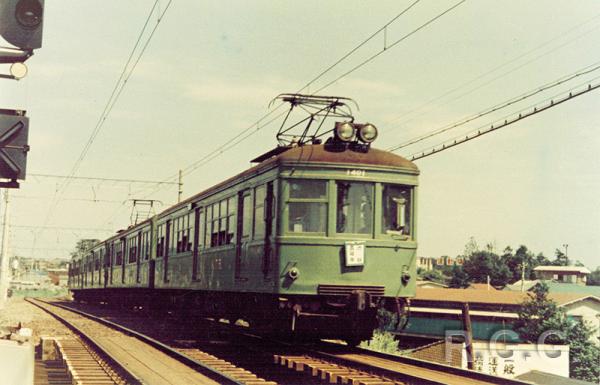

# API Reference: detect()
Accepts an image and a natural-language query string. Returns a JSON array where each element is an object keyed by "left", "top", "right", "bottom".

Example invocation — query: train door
[
  {"left": 109, "top": 242, "right": 114, "bottom": 284},
  {"left": 148, "top": 259, "right": 155, "bottom": 289},
  {"left": 103, "top": 246, "right": 109, "bottom": 288},
  {"left": 136, "top": 232, "right": 142, "bottom": 283},
  {"left": 164, "top": 220, "right": 171, "bottom": 283},
  {"left": 263, "top": 181, "right": 274, "bottom": 277},
  {"left": 235, "top": 191, "right": 252, "bottom": 280},
  {"left": 192, "top": 207, "right": 201, "bottom": 281},
  {"left": 120, "top": 238, "right": 126, "bottom": 284}
]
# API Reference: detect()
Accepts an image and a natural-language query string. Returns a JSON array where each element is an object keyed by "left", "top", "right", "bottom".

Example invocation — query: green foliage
[
  {"left": 418, "top": 268, "right": 446, "bottom": 284},
  {"left": 71, "top": 239, "right": 100, "bottom": 259},
  {"left": 514, "top": 283, "right": 600, "bottom": 383},
  {"left": 588, "top": 267, "right": 600, "bottom": 286},
  {"left": 359, "top": 330, "right": 400, "bottom": 355},
  {"left": 514, "top": 283, "right": 568, "bottom": 344},
  {"left": 449, "top": 264, "right": 469, "bottom": 288},
  {"left": 568, "top": 321, "right": 600, "bottom": 382},
  {"left": 552, "top": 248, "right": 569, "bottom": 266},
  {"left": 462, "top": 250, "right": 511, "bottom": 287}
]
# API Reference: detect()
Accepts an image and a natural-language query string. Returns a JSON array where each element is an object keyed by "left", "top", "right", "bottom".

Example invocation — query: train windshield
[
  {"left": 336, "top": 181, "right": 373, "bottom": 234},
  {"left": 382, "top": 184, "right": 411, "bottom": 236},
  {"left": 287, "top": 180, "right": 327, "bottom": 233}
]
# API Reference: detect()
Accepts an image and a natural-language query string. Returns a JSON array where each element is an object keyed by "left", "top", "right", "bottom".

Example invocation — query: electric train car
[{"left": 69, "top": 118, "right": 419, "bottom": 343}]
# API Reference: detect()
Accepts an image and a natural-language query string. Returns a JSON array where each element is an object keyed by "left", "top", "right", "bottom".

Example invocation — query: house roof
[
  {"left": 416, "top": 280, "right": 448, "bottom": 288},
  {"left": 413, "top": 287, "right": 598, "bottom": 307},
  {"left": 542, "top": 282, "right": 600, "bottom": 297},
  {"left": 516, "top": 370, "right": 595, "bottom": 385},
  {"left": 466, "top": 283, "right": 497, "bottom": 291},
  {"left": 504, "top": 280, "right": 540, "bottom": 292},
  {"left": 533, "top": 265, "right": 591, "bottom": 274}
]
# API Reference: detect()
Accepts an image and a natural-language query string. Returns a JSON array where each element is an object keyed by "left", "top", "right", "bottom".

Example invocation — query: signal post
[{"left": 0, "top": 0, "right": 44, "bottom": 308}]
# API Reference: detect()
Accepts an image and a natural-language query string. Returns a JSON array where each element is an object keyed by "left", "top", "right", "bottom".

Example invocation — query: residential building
[{"left": 533, "top": 266, "right": 590, "bottom": 285}]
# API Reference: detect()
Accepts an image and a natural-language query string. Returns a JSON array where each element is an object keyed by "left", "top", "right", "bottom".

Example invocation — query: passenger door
[{"left": 235, "top": 191, "right": 252, "bottom": 281}]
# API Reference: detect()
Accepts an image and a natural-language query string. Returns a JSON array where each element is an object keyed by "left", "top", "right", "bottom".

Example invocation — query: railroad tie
[
  {"left": 178, "top": 348, "right": 276, "bottom": 385},
  {"left": 273, "top": 354, "right": 402, "bottom": 385},
  {"left": 55, "top": 338, "right": 120, "bottom": 385}
]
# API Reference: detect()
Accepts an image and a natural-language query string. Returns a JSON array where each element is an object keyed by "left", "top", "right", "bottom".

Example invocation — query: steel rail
[
  {"left": 25, "top": 297, "right": 146, "bottom": 385},
  {"left": 28, "top": 298, "right": 246, "bottom": 385}
]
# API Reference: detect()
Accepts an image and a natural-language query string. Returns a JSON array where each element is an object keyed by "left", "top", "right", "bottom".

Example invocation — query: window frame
[
  {"left": 334, "top": 180, "right": 375, "bottom": 237},
  {"left": 379, "top": 182, "right": 415, "bottom": 241},
  {"left": 284, "top": 178, "right": 329, "bottom": 235}
]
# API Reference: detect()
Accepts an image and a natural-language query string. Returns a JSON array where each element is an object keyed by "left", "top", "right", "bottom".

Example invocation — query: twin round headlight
[{"left": 334, "top": 122, "right": 378, "bottom": 143}]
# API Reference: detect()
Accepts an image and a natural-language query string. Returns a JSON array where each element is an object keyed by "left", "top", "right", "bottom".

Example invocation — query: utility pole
[
  {"left": 178, "top": 169, "right": 183, "bottom": 203},
  {"left": 520, "top": 262, "right": 526, "bottom": 292},
  {"left": 0, "top": 189, "right": 10, "bottom": 309},
  {"left": 563, "top": 243, "right": 569, "bottom": 258},
  {"left": 462, "top": 302, "right": 474, "bottom": 369}
]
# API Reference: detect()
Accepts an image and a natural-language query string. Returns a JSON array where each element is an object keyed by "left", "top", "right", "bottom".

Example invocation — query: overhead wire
[
  {"left": 29, "top": 173, "right": 178, "bottom": 185},
  {"left": 404, "top": 75, "right": 600, "bottom": 160},
  {"left": 383, "top": 12, "right": 600, "bottom": 131},
  {"left": 388, "top": 60, "right": 600, "bottom": 152},
  {"left": 33, "top": 1, "right": 173, "bottom": 258},
  {"left": 129, "top": 0, "right": 464, "bottom": 203},
  {"left": 312, "top": 0, "right": 466, "bottom": 94}
]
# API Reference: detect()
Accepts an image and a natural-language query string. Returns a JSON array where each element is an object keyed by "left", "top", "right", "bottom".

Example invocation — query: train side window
[
  {"left": 157, "top": 223, "right": 165, "bottom": 257},
  {"left": 211, "top": 203, "right": 219, "bottom": 247},
  {"left": 115, "top": 249, "right": 123, "bottom": 265},
  {"left": 128, "top": 237, "right": 137, "bottom": 263},
  {"left": 254, "top": 185, "right": 265, "bottom": 238},
  {"left": 287, "top": 180, "right": 327, "bottom": 233},
  {"left": 382, "top": 184, "right": 412, "bottom": 237}
]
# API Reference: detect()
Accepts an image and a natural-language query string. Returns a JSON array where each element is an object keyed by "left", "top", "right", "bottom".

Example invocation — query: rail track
[
  {"left": 26, "top": 297, "right": 276, "bottom": 385},
  {"left": 29, "top": 298, "right": 536, "bottom": 385}
]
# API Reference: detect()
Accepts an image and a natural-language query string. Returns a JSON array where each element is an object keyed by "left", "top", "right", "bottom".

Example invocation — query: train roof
[
  {"left": 176, "top": 144, "right": 418, "bottom": 210},
  {"left": 262, "top": 144, "right": 418, "bottom": 170},
  {"left": 98, "top": 145, "right": 418, "bottom": 244}
]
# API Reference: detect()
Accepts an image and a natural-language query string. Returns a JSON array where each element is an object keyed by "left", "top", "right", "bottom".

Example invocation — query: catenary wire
[{"left": 388, "top": 60, "right": 600, "bottom": 152}]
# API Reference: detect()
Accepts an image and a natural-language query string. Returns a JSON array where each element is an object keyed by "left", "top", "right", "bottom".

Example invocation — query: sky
[{"left": 0, "top": 1, "right": 599, "bottom": 268}]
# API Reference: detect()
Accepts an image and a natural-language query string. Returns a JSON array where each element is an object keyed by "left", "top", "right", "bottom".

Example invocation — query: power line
[
  {"left": 29, "top": 173, "right": 178, "bottom": 185},
  {"left": 388, "top": 60, "right": 600, "bottom": 152},
  {"left": 406, "top": 79, "right": 600, "bottom": 161},
  {"left": 11, "top": 195, "right": 122, "bottom": 204},
  {"left": 61, "top": 1, "right": 172, "bottom": 189},
  {"left": 132, "top": 1, "right": 461, "bottom": 202},
  {"left": 313, "top": 0, "right": 467, "bottom": 94},
  {"left": 297, "top": 0, "right": 421, "bottom": 94},
  {"left": 12, "top": 225, "right": 112, "bottom": 232},
  {"left": 383, "top": 12, "right": 600, "bottom": 131},
  {"left": 37, "top": 1, "right": 174, "bottom": 256}
]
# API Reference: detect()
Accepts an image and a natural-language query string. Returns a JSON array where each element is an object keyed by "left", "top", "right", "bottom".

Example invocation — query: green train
[{"left": 69, "top": 107, "right": 419, "bottom": 343}]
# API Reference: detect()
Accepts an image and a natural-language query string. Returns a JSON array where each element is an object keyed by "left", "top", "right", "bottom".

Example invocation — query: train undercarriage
[{"left": 70, "top": 288, "right": 403, "bottom": 345}]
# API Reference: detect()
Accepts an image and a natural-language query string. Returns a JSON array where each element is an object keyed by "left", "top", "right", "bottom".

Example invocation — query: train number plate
[{"left": 345, "top": 241, "right": 365, "bottom": 266}]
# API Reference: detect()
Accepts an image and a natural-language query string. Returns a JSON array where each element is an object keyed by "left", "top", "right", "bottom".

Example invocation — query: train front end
[{"left": 272, "top": 125, "right": 419, "bottom": 343}]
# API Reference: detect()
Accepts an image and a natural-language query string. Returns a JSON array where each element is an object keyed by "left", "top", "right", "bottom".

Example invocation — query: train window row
[{"left": 286, "top": 179, "right": 413, "bottom": 238}]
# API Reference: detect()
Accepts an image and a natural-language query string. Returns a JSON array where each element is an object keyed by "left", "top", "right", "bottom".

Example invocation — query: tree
[
  {"left": 514, "top": 283, "right": 600, "bottom": 383},
  {"left": 552, "top": 248, "right": 569, "bottom": 266},
  {"left": 462, "top": 250, "right": 511, "bottom": 287},
  {"left": 588, "top": 267, "right": 600, "bottom": 286},
  {"left": 449, "top": 264, "right": 469, "bottom": 288},
  {"left": 418, "top": 268, "right": 446, "bottom": 284},
  {"left": 70, "top": 239, "right": 100, "bottom": 259}
]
